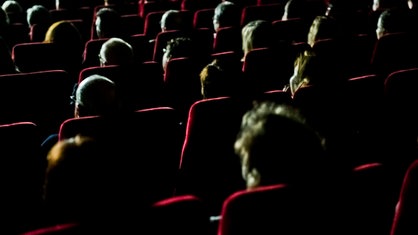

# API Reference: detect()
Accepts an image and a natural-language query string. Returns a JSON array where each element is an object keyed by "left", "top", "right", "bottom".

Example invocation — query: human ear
[{"left": 245, "top": 168, "right": 260, "bottom": 189}]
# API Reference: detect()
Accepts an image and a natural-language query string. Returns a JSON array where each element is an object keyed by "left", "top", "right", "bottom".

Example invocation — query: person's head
[
  {"left": 99, "top": 37, "right": 133, "bottom": 66},
  {"left": 160, "top": 9, "right": 185, "bottom": 32},
  {"left": 213, "top": 1, "right": 239, "bottom": 32},
  {"left": 408, "top": 0, "right": 418, "bottom": 9},
  {"left": 289, "top": 49, "right": 339, "bottom": 96},
  {"left": 162, "top": 36, "right": 195, "bottom": 71},
  {"left": 199, "top": 59, "right": 234, "bottom": 99},
  {"left": 282, "top": 0, "right": 305, "bottom": 20},
  {"left": 95, "top": 7, "right": 122, "bottom": 39},
  {"left": 74, "top": 74, "right": 119, "bottom": 117},
  {"left": 234, "top": 101, "right": 326, "bottom": 189},
  {"left": 241, "top": 20, "right": 273, "bottom": 57},
  {"left": 307, "top": 15, "right": 340, "bottom": 47},
  {"left": 376, "top": 7, "right": 412, "bottom": 39},
  {"left": 44, "top": 20, "right": 82, "bottom": 46},
  {"left": 1, "top": 0, "right": 22, "bottom": 16},
  {"left": 26, "top": 4, "right": 51, "bottom": 28},
  {"left": 43, "top": 135, "right": 111, "bottom": 221},
  {"left": 55, "top": 0, "right": 82, "bottom": 10},
  {"left": 372, "top": 0, "right": 403, "bottom": 11}
]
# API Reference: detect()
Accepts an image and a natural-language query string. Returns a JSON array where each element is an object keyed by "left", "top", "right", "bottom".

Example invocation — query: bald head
[
  {"left": 75, "top": 74, "right": 119, "bottom": 117},
  {"left": 99, "top": 37, "right": 134, "bottom": 66}
]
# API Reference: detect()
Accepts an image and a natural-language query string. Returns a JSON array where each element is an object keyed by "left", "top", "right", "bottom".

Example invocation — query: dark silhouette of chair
[
  {"left": 383, "top": 68, "right": 418, "bottom": 167},
  {"left": 292, "top": 83, "right": 353, "bottom": 167},
  {"left": 346, "top": 33, "right": 376, "bottom": 77},
  {"left": 213, "top": 26, "right": 242, "bottom": 54},
  {"left": 126, "top": 33, "right": 152, "bottom": 63},
  {"left": 147, "top": 195, "right": 211, "bottom": 235},
  {"left": 391, "top": 159, "right": 418, "bottom": 235},
  {"left": 58, "top": 107, "right": 184, "bottom": 205},
  {"left": 12, "top": 42, "right": 82, "bottom": 82},
  {"left": 120, "top": 14, "right": 144, "bottom": 37},
  {"left": 210, "top": 50, "right": 243, "bottom": 80},
  {"left": 370, "top": 32, "right": 418, "bottom": 76},
  {"left": 9, "top": 23, "right": 30, "bottom": 47},
  {"left": 0, "top": 122, "right": 45, "bottom": 234},
  {"left": 176, "top": 96, "right": 253, "bottom": 215},
  {"left": 242, "top": 46, "right": 294, "bottom": 94},
  {"left": 139, "top": 0, "right": 176, "bottom": 18},
  {"left": 344, "top": 74, "right": 386, "bottom": 164},
  {"left": 240, "top": 3, "right": 283, "bottom": 27},
  {"left": 193, "top": 8, "right": 214, "bottom": 29},
  {"left": 82, "top": 38, "right": 108, "bottom": 68},
  {"left": 218, "top": 183, "right": 328, "bottom": 235},
  {"left": 0, "top": 70, "right": 74, "bottom": 140},
  {"left": 346, "top": 162, "right": 402, "bottom": 235},
  {"left": 272, "top": 18, "right": 310, "bottom": 43},
  {"left": 30, "top": 23, "right": 51, "bottom": 42},
  {"left": 143, "top": 10, "right": 168, "bottom": 39},
  {"left": 163, "top": 57, "right": 206, "bottom": 119}
]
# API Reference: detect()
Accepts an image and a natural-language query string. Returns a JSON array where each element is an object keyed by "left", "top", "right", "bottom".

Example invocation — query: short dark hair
[
  {"left": 213, "top": 1, "right": 239, "bottom": 27},
  {"left": 378, "top": 7, "right": 412, "bottom": 34},
  {"left": 164, "top": 36, "right": 195, "bottom": 59}
]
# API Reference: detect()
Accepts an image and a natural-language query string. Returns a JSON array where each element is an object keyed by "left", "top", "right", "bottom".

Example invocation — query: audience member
[
  {"left": 241, "top": 20, "right": 273, "bottom": 61},
  {"left": 375, "top": 7, "right": 414, "bottom": 39},
  {"left": 26, "top": 5, "right": 52, "bottom": 42},
  {"left": 306, "top": 15, "right": 343, "bottom": 47},
  {"left": 285, "top": 49, "right": 342, "bottom": 97},
  {"left": 213, "top": 1, "right": 240, "bottom": 33},
  {"left": 94, "top": 7, "right": 123, "bottom": 39},
  {"left": 162, "top": 36, "right": 196, "bottom": 72},
  {"left": 1, "top": 0, "right": 23, "bottom": 24},
  {"left": 42, "top": 134, "right": 116, "bottom": 230},
  {"left": 41, "top": 74, "right": 120, "bottom": 161},
  {"left": 99, "top": 37, "right": 164, "bottom": 111},
  {"left": 234, "top": 101, "right": 327, "bottom": 189},
  {"left": 160, "top": 9, "right": 188, "bottom": 32},
  {"left": 99, "top": 37, "right": 134, "bottom": 66},
  {"left": 44, "top": 20, "right": 84, "bottom": 81},
  {"left": 372, "top": 0, "right": 404, "bottom": 12},
  {"left": 199, "top": 59, "right": 238, "bottom": 99},
  {"left": 282, "top": 0, "right": 302, "bottom": 20},
  {"left": 73, "top": 74, "right": 120, "bottom": 117}
]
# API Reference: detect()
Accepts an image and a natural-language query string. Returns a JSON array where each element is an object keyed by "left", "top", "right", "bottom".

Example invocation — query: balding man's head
[
  {"left": 75, "top": 74, "right": 119, "bottom": 117},
  {"left": 99, "top": 37, "right": 134, "bottom": 66}
]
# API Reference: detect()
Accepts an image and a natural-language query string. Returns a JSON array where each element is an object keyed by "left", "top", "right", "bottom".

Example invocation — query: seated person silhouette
[
  {"left": 161, "top": 36, "right": 197, "bottom": 73},
  {"left": 2, "top": 0, "right": 23, "bottom": 24},
  {"left": 41, "top": 74, "right": 121, "bottom": 162},
  {"left": 95, "top": 7, "right": 124, "bottom": 39},
  {"left": 375, "top": 7, "right": 414, "bottom": 39},
  {"left": 213, "top": 1, "right": 240, "bottom": 33},
  {"left": 234, "top": 101, "right": 328, "bottom": 189},
  {"left": 26, "top": 5, "right": 52, "bottom": 42},
  {"left": 44, "top": 20, "right": 84, "bottom": 82},
  {"left": 241, "top": 19, "right": 273, "bottom": 61},
  {"left": 99, "top": 37, "right": 134, "bottom": 66},
  {"left": 41, "top": 134, "right": 128, "bottom": 232},
  {"left": 199, "top": 58, "right": 241, "bottom": 99},
  {"left": 160, "top": 9, "right": 188, "bottom": 32}
]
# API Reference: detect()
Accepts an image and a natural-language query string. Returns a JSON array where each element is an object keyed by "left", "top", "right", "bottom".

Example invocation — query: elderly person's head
[{"left": 99, "top": 37, "right": 134, "bottom": 66}]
